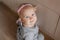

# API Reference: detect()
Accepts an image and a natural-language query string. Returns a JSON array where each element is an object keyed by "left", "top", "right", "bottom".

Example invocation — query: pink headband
[{"left": 17, "top": 4, "right": 32, "bottom": 13}]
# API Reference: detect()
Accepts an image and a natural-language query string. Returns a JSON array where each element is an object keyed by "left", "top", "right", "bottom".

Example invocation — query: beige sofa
[
  {"left": 0, "top": 2, "right": 18, "bottom": 40},
  {"left": 0, "top": 1, "right": 53, "bottom": 40}
]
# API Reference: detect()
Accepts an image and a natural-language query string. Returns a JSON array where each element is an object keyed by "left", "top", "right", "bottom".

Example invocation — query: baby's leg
[{"left": 38, "top": 33, "right": 44, "bottom": 40}]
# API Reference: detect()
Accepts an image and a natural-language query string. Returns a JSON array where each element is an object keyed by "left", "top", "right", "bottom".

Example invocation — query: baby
[{"left": 16, "top": 3, "right": 44, "bottom": 40}]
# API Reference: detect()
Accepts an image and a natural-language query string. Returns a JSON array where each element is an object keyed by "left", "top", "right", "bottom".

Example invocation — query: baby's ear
[
  {"left": 16, "top": 18, "right": 21, "bottom": 22},
  {"left": 33, "top": 5, "right": 38, "bottom": 11}
]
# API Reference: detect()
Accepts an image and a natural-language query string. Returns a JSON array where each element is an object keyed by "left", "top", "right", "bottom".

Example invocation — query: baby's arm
[{"left": 16, "top": 18, "right": 23, "bottom": 40}]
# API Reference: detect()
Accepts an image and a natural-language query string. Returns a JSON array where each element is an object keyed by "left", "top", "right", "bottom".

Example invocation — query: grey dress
[{"left": 16, "top": 20, "right": 44, "bottom": 40}]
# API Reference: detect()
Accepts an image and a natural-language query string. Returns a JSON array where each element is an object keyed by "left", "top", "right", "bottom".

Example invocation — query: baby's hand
[
  {"left": 16, "top": 18, "right": 22, "bottom": 25},
  {"left": 16, "top": 18, "right": 21, "bottom": 22}
]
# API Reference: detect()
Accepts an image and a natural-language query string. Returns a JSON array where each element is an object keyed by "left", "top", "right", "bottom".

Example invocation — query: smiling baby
[{"left": 16, "top": 3, "right": 44, "bottom": 40}]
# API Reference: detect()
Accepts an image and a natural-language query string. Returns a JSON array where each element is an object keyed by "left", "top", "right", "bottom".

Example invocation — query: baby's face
[{"left": 20, "top": 8, "right": 37, "bottom": 27}]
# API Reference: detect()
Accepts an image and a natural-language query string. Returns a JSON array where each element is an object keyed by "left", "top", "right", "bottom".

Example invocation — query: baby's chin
[
  {"left": 24, "top": 24, "right": 35, "bottom": 28},
  {"left": 28, "top": 22, "right": 36, "bottom": 25}
]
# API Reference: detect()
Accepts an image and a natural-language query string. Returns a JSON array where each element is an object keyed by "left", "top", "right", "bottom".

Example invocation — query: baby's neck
[{"left": 22, "top": 23, "right": 35, "bottom": 28}]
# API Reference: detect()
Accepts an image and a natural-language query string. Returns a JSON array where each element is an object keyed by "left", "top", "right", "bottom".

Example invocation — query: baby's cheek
[
  {"left": 34, "top": 17, "right": 37, "bottom": 21},
  {"left": 22, "top": 18, "right": 29, "bottom": 23},
  {"left": 33, "top": 17, "right": 37, "bottom": 24}
]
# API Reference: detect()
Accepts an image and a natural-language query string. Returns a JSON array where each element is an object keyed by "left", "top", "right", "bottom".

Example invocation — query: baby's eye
[
  {"left": 24, "top": 16, "right": 29, "bottom": 18},
  {"left": 32, "top": 14, "right": 35, "bottom": 16}
]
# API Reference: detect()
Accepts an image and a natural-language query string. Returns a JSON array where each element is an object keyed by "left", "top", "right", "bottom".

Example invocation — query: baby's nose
[{"left": 30, "top": 17, "right": 33, "bottom": 20}]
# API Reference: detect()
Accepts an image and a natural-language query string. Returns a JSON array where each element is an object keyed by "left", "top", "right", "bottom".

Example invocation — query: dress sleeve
[{"left": 17, "top": 27, "right": 23, "bottom": 40}]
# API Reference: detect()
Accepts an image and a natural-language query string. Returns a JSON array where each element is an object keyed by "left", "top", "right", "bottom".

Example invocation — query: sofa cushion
[{"left": 0, "top": 2, "right": 18, "bottom": 40}]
